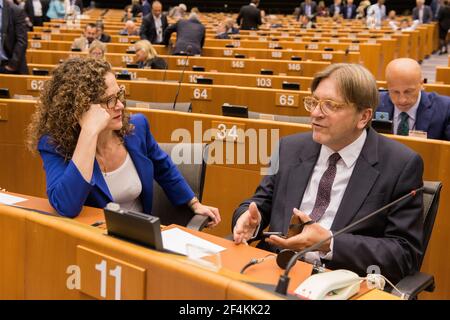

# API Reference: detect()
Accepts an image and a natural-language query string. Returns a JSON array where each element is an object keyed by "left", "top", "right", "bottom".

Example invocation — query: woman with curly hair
[{"left": 27, "top": 58, "right": 221, "bottom": 226}]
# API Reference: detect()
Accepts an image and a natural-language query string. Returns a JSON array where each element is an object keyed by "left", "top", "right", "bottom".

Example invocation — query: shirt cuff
[{"left": 319, "top": 231, "right": 334, "bottom": 261}]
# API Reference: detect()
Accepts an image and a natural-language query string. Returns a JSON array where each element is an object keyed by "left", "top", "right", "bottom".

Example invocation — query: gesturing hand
[{"left": 233, "top": 202, "right": 261, "bottom": 245}]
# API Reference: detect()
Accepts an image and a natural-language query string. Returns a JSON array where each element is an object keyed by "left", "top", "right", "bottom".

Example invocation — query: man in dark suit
[
  {"left": 163, "top": 12, "right": 205, "bottom": 55},
  {"left": 140, "top": 0, "right": 168, "bottom": 44},
  {"left": 236, "top": 0, "right": 262, "bottom": 30},
  {"left": 412, "top": 0, "right": 433, "bottom": 24},
  {"left": 0, "top": 0, "right": 28, "bottom": 74},
  {"left": 232, "top": 63, "right": 424, "bottom": 284},
  {"left": 343, "top": 0, "right": 357, "bottom": 19},
  {"left": 328, "top": 0, "right": 343, "bottom": 17},
  {"left": 24, "top": 0, "right": 49, "bottom": 27},
  {"left": 297, "top": 0, "right": 317, "bottom": 20},
  {"left": 376, "top": 58, "right": 450, "bottom": 141}
]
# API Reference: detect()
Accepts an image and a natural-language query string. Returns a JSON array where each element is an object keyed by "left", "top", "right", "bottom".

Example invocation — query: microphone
[
  {"left": 162, "top": 60, "right": 168, "bottom": 82},
  {"left": 172, "top": 45, "right": 192, "bottom": 110},
  {"left": 274, "top": 187, "right": 424, "bottom": 295}
]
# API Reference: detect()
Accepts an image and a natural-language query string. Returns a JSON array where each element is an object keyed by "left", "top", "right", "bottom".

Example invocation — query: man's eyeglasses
[
  {"left": 303, "top": 96, "right": 348, "bottom": 115},
  {"left": 100, "top": 87, "right": 126, "bottom": 110}
]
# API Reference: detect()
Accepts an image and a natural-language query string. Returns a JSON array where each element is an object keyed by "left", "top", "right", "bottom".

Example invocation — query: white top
[
  {"left": 393, "top": 91, "right": 421, "bottom": 135},
  {"left": 300, "top": 129, "right": 367, "bottom": 263},
  {"left": 103, "top": 153, "right": 143, "bottom": 212},
  {"left": 32, "top": 0, "right": 43, "bottom": 17}
]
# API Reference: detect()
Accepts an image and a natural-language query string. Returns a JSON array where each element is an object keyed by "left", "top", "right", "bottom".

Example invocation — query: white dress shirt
[
  {"left": 367, "top": 4, "right": 386, "bottom": 26},
  {"left": 300, "top": 129, "right": 367, "bottom": 264},
  {"left": 32, "top": 0, "right": 43, "bottom": 17},
  {"left": 153, "top": 15, "right": 163, "bottom": 43},
  {"left": 393, "top": 91, "right": 421, "bottom": 135}
]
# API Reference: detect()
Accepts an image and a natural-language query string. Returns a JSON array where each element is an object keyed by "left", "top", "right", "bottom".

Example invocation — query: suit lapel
[
  {"left": 415, "top": 91, "right": 433, "bottom": 132},
  {"left": 283, "top": 140, "right": 320, "bottom": 230},
  {"left": 331, "top": 129, "right": 380, "bottom": 230}
]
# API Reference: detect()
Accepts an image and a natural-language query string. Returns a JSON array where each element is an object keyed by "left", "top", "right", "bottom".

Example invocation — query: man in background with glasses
[{"left": 232, "top": 63, "right": 424, "bottom": 284}]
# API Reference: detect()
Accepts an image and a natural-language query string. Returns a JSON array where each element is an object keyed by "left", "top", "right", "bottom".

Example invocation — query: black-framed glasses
[
  {"left": 303, "top": 96, "right": 348, "bottom": 116},
  {"left": 101, "top": 87, "right": 126, "bottom": 110}
]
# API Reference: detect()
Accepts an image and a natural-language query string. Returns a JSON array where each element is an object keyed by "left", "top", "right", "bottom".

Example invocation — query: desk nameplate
[{"left": 76, "top": 245, "right": 146, "bottom": 300}]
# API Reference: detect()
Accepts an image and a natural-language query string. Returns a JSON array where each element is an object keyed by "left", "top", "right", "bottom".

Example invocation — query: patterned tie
[
  {"left": 397, "top": 112, "right": 410, "bottom": 136},
  {"left": 309, "top": 153, "right": 341, "bottom": 222}
]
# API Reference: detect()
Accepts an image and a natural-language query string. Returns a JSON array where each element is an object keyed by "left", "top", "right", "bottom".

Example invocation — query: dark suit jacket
[
  {"left": 2, "top": 1, "right": 28, "bottom": 74},
  {"left": 343, "top": 4, "right": 357, "bottom": 19},
  {"left": 328, "top": 4, "right": 343, "bottom": 17},
  {"left": 413, "top": 5, "right": 433, "bottom": 24},
  {"left": 98, "top": 33, "right": 111, "bottom": 43},
  {"left": 377, "top": 91, "right": 450, "bottom": 141},
  {"left": 140, "top": 13, "right": 168, "bottom": 44},
  {"left": 24, "top": 0, "right": 49, "bottom": 25},
  {"left": 299, "top": 1, "right": 317, "bottom": 18},
  {"left": 233, "top": 128, "right": 424, "bottom": 283},
  {"left": 163, "top": 18, "right": 205, "bottom": 55},
  {"left": 236, "top": 4, "right": 261, "bottom": 30}
]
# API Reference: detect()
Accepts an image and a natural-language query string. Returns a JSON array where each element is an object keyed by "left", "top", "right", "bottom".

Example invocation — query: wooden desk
[
  {"left": 0, "top": 194, "right": 395, "bottom": 300},
  {"left": 0, "top": 100, "right": 449, "bottom": 299}
]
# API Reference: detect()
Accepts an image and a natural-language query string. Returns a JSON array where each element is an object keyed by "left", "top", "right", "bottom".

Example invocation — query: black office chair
[
  {"left": 393, "top": 180, "right": 442, "bottom": 299},
  {"left": 151, "top": 143, "right": 210, "bottom": 231}
]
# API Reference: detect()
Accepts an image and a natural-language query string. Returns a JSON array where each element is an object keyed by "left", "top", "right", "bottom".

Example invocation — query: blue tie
[{"left": 397, "top": 112, "right": 410, "bottom": 136}]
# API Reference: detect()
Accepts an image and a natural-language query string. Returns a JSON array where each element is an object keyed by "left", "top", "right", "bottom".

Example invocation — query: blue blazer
[
  {"left": 377, "top": 91, "right": 450, "bottom": 141},
  {"left": 38, "top": 113, "right": 195, "bottom": 218}
]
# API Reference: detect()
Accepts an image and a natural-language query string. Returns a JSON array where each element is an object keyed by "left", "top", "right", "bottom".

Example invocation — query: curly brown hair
[{"left": 27, "top": 57, "right": 134, "bottom": 160}]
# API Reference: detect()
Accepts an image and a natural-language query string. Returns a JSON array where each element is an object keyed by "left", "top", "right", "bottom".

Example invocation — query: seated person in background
[
  {"left": 96, "top": 23, "right": 111, "bottom": 43},
  {"left": 121, "top": 5, "right": 136, "bottom": 22},
  {"left": 232, "top": 63, "right": 424, "bottom": 284},
  {"left": 71, "top": 23, "right": 98, "bottom": 51},
  {"left": 120, "top": 20, "right": 140, "bottom": 36},
  {"left": 215, "top": 18, "right": 239, "bottom": 39},
  {"left": 26, "top": 58, "right": 221, "bottom": 225},
  {"left": 163, "top": 12, "right": 205, "bottom": 55},
  {"left": 134, "top": 40, "right": 168, "bottom": 69},
  {"left": 88, "top": 40, "right": 107, "bottom": 60},
  {"left": 168, "top": 3, "right": 187, "bottom": 20},
  {"left": 376, "top": 58, "right": 450, "bottom": 140},
  {"left": 224, "top": 18, "right": 239, "bottom": 34},
  {"left": 46, "top": 0, "right": 65, "bottom": 19},
  {"left": 299, "top": 15, "right": 316, "bottom": 29},
  {"left": 316, "top": 1, "right": 329, "bottom": 17},
  {"left": 215, "top": 22, "right": 231, "bottom": 39}
]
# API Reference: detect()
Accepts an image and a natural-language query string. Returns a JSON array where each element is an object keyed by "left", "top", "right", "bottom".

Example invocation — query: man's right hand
[{"left": 233, "top": 202, "right": 261, "bottom": 245}]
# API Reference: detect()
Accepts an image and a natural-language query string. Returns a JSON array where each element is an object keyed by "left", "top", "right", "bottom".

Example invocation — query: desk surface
[{"left": 1, "top": 192, "right": 398, "bottom": 300}]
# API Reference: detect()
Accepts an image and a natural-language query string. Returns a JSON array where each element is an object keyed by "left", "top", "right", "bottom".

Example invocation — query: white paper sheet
[
  {"left": 161, "top": 228, "right": 225, "bottom": 258},
  {"left": 0, "top": 192, "right": 27, "bottom": 205}
]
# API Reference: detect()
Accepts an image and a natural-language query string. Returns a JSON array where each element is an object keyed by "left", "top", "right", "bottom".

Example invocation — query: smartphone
[{"left": 262, "top": 231, "right": 287, "bottom": 238}]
